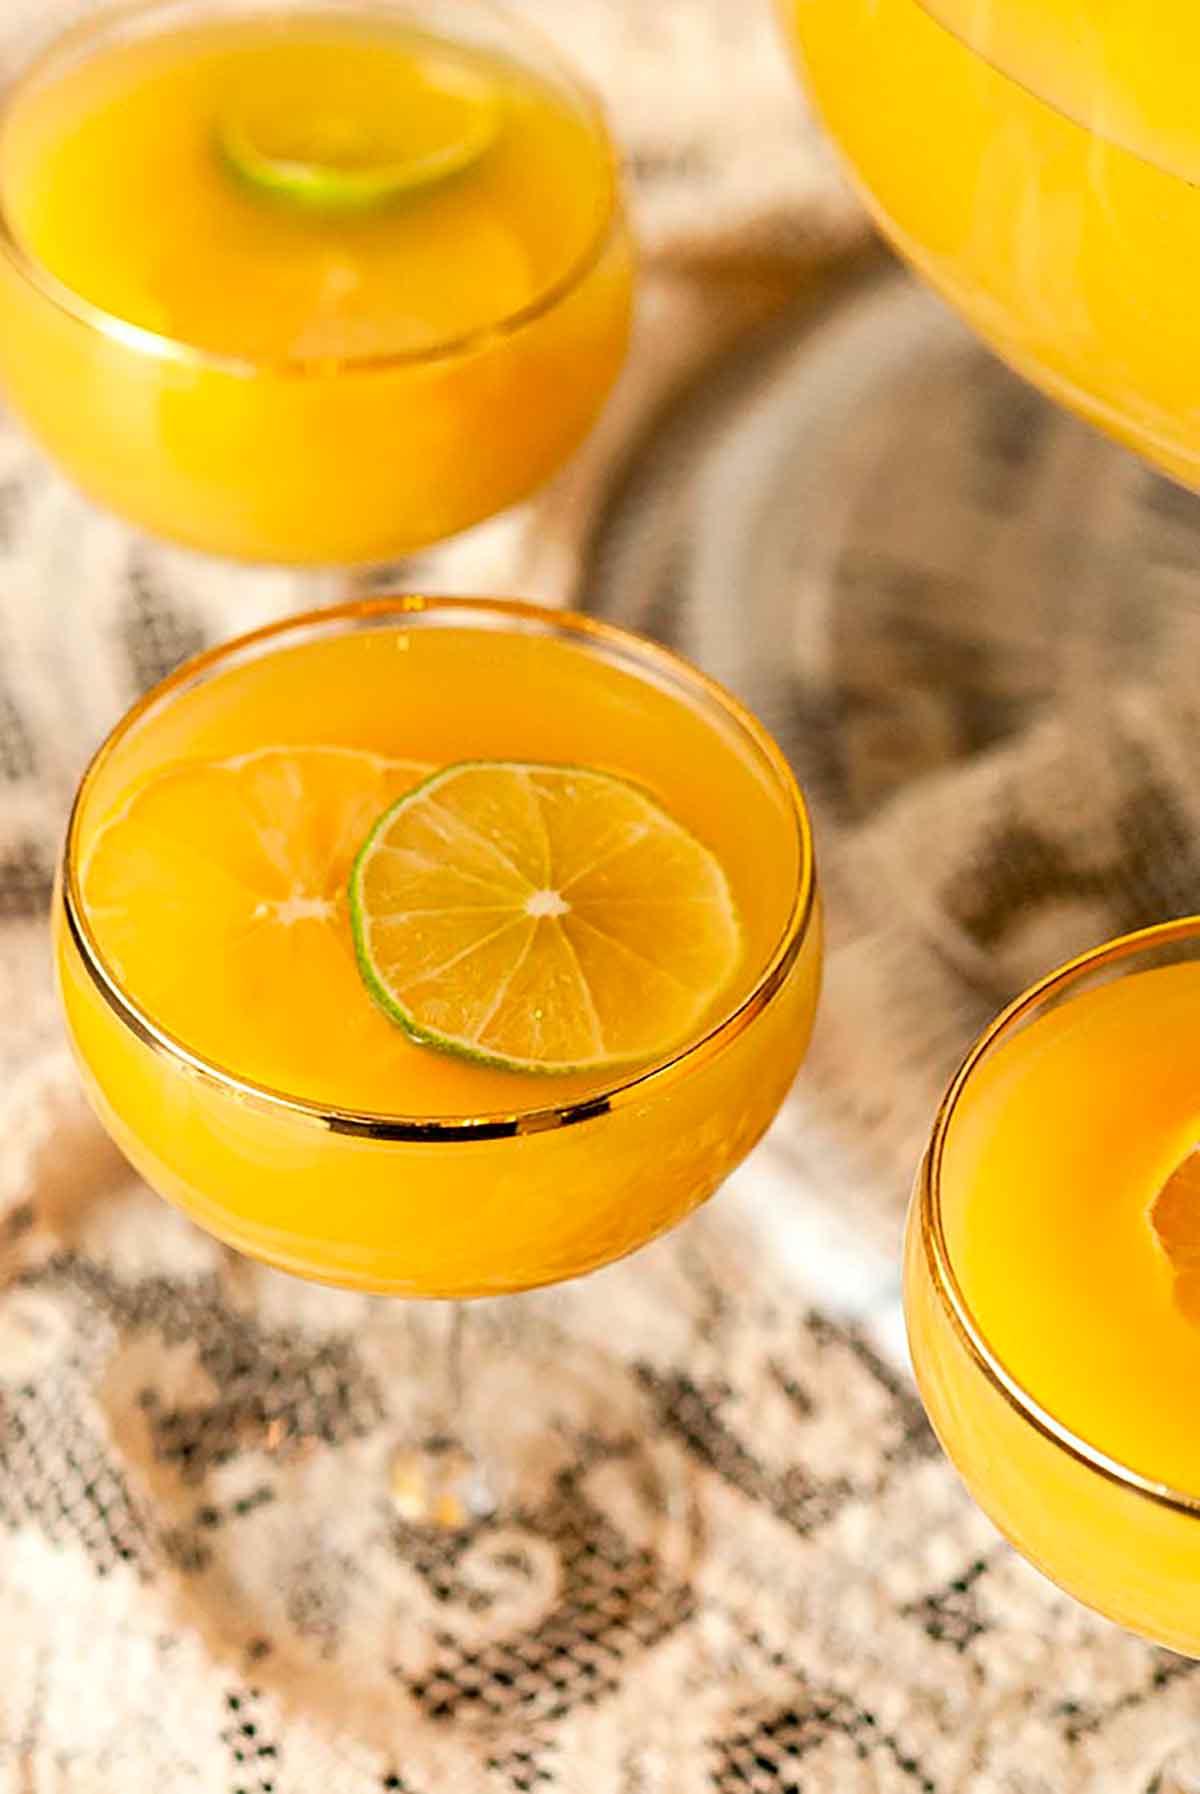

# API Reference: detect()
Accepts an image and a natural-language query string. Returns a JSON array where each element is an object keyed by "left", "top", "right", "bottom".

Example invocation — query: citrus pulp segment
[
  {"left": 1151, "top": 1146, "right": 1200, "bottom": 1326},
  {"left": 80, "top": 746, "right": 428, "bottom": 1088}
]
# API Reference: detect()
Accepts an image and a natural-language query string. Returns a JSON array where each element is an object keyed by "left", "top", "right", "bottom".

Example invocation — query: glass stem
[
  {"left": 432, "top": 1301, "right": 467, "bottom": 1445},
  {"left": 388, "top": 1301, "right": 495, "bottom": 1529}
]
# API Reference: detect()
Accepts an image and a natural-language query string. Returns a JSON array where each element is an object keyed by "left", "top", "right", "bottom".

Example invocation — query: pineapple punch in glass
[
  {"left": 782, "top": 1, "right": 1200, "bottom": 492},
  {"left": 0, "top": 0, "right": 634, "bottom": 567},
  {"left": 906, "top": 919, "right": 1200, "bottom": 1782},
  {"left": 57, "top": 595, "right": 821, "bottom": 1524}
]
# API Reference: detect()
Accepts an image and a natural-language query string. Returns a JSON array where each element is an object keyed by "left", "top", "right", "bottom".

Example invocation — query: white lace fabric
[{"left": 3, "top": 5, "right": 1198, "bottom": 1791}]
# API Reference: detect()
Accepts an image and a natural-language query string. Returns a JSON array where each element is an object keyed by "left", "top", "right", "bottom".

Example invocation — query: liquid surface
[
  {"left": 75, "top": 620, "right": 801, "bottom": 1117},
  {"left": 941, "top": 961, "right": 1200, "bottom": 1494},
  {"left": 1, "top": 11, "right": 614, "bottom": 362}
]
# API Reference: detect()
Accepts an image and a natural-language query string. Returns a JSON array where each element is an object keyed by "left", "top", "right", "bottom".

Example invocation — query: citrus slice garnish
[
  {"left": 80, "top": 747, "right": 428, "bottom": 1089},
  {"left": 349, "top": 761, "right": 743, "bottom": 1075},
  {"left": 1151, "top": 1146, "right": 1200, "bottom": 1325},
  {"left": 218, "top": 47, "right": 501, "bottom": 212}
]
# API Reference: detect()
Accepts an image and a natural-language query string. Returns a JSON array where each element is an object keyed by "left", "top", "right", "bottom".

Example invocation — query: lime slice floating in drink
[
  {"left": 349, "top": 761, "right": 743, "bottom": 1075},
  {"left": 219, "top": 45, "right": 502, "bottom": 212}
]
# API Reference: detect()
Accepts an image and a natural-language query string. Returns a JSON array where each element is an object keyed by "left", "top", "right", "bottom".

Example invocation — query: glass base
[{"left": 389, "top": 1438, "right": 497, "bottom": 1531}]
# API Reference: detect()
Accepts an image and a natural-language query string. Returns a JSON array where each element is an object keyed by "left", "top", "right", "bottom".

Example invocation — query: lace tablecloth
[{"left": 5, "top": 3, "right": 1200, "bottom": 1790}]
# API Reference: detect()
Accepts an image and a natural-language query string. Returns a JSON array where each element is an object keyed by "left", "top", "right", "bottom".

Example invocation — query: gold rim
[
  {"left": 0, "top": 0, "right": 630, "bottom": 380},
  {"left": 919, "top": 914, "right": 1200, "bottom": 1517},
  {"left": 62, "top": 594, "right": 818, "bottom": 1143}
]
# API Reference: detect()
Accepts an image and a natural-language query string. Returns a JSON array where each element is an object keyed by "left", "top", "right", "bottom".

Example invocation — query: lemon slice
[
  {"left": 219, "top": 46, "right": 501, "bottom": 212},
  {"left": 80, "top": 747, "right": 429, "bottom": 1089},
  {"left": 349, "top": 761, "right": 743, "bottom": 1075}
]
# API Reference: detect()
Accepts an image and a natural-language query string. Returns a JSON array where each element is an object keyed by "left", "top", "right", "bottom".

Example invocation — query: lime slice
[
  {"left": 219, "top": 49, "right": 501, "bottom": 212},
  {"left": 349, "top": 761, "right": 743, "bottom": 1075}
]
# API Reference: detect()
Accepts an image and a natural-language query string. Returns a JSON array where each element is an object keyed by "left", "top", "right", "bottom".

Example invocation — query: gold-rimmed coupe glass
[
  {"left": 0, "top": 0, "right": 634, "bottom": 569},
  {"left": 781, "top": 1, "right": 1200, "bottom": 494},
  {"left": 906, "top": 918, "right": 1200, "bottom": 1700},
  {"left": 55, "top": 594, "right": 822, "bottom": 1525}
]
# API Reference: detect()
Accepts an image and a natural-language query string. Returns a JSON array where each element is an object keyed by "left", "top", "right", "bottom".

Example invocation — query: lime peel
[{"left": 218, "top": 59, "right": 502, "bottom": 213}]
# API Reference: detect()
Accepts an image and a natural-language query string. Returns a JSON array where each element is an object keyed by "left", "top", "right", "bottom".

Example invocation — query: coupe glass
[
  {"left": 55, "top": 594, "right": 822, "bottom": 1526},
  {"left": 0, "top": 0, "right": 634, "bottom": 570},
  {"left": 906, "top": 918, "right": 1200, "bottom": 1789}
]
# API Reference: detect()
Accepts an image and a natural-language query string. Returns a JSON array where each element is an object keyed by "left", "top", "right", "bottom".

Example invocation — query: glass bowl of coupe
[
  {"left": 57, "top": 594, "right": 821, "bottom": 1526},
  {"left": 783, "top": 0, "right": 1200, "bottom": 492},
  {"left": 0, "top": 0, "right": 634, "bottom": 567},
  {"left": 907, "top": 918, "right": 1200, "bottom": 1788}
]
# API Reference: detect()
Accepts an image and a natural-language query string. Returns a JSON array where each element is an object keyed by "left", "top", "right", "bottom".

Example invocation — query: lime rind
[
  {"left": 218, "top": 65, "right": 502, "bottom": 213},
  {"left": 348, "top": 760, "right": 743, "bottom": 1076}
]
